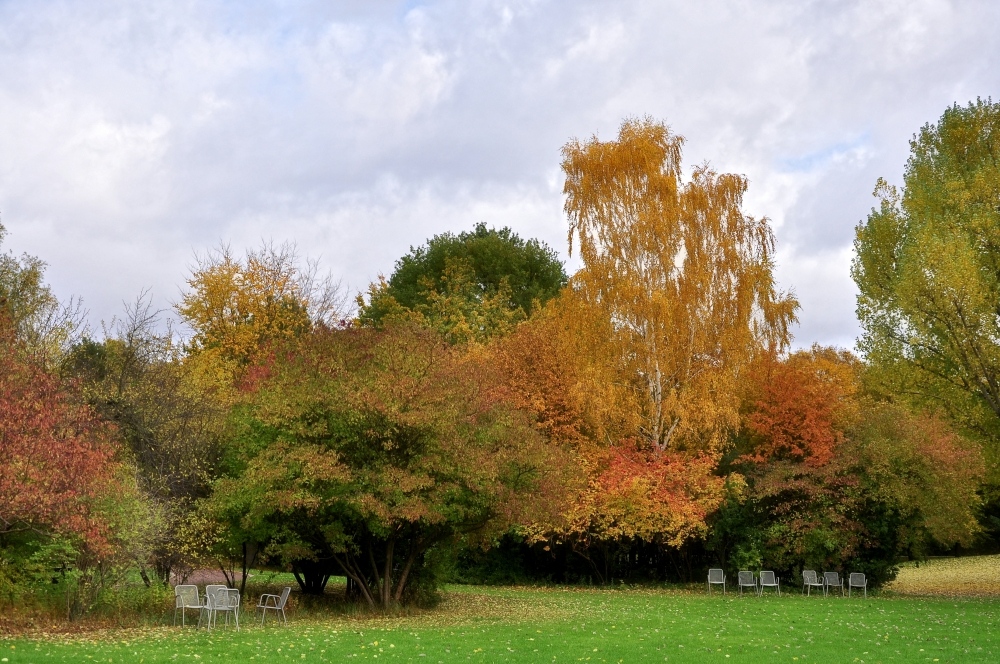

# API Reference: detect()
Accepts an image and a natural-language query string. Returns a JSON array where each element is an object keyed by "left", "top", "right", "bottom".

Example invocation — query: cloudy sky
[{"left": 1, "top": 0, "right": 997, "bottom": 348}]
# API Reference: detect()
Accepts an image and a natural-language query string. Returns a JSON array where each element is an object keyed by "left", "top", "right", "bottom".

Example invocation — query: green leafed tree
[
  {"left": 357, "top": 223, "right": 567, "bottom": 341},
  {"left": 853, "top": 99, "right": 1000, "bottom": 453},
  {"left": 0, "top": 221, "right": 84, "bottom": 363}
]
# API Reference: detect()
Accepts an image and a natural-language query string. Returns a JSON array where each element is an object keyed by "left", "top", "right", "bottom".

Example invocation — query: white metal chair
[
  {"left": 211, "top": 588, "right": 240, "bottom": 631},
  {"left": 173, "top": 585, "right": 203, "bottom": 626},
  {"left": 758, "top": 570, "right": 780, "bottom": 596},
  {"left": 707, "top": 568, "right": 726, "bottom": 595},
  {"left": 199, "top": 585, "right": 229, "bottom": 629},
  {"left": 848, "top": 572, "right": 867, "bottom": 598},
  {"left": 737, "top": 571, "right": 757, "bottom": 596},
  {"left": 823, "top": 571, "right": 844, "bottom": 597},
  {"left": 801, "top": 570, "right": 824, "bottom": 596},
  {"left": 257, "top": 586, "right": 291, "bottom": 625}
]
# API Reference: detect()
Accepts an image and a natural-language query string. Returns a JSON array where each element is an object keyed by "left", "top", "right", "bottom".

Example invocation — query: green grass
[{"left": 2, "top": 585, "right": 998, "bottom": 663}]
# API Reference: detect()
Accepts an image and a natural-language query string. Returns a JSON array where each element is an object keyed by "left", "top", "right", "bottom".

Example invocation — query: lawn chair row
[
  {"left": 803, "top": 570, "right": 868, "bottom": 597},
  {"left": 707, "top": 569, "right": 868, "bottom": 597},
  {"left": 174, "top": 584, "right": 292, "bottom": 629}
]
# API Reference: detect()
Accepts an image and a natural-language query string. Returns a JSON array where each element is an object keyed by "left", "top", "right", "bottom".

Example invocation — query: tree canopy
[
  {"left": 176, "top": 242, "right": 346, "bottom": 393},
  {"left": 562, "top": 117, "right": 799, "bottom": 455},
  {"left": 0, "top": 318, "right": 128, "bottom": 556},
  {"left": 211, "top": 322, "right": 569, "bottom": 606},
  {"left": 357, "top": 223, "right": 567, "bottom": 338},
  {"left": 0, "top": 221, "right": 84, "bottom": 362},
  {"left": 854, "top": 98, "right": 1000, "bottom": 449}
]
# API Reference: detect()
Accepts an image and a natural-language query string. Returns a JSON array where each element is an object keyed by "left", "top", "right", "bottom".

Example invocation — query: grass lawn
[{"left": 2, "top": 583, "right": 999, "bottom": 664}]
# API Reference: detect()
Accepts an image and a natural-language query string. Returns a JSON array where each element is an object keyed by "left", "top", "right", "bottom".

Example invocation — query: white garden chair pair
[
  {"left": 173, "top": 584, "right": 240, "bottom": 630},
  {"left": 737, "top": 570, "right": 780, "bottom": 596},
  {"left": 200, "top": 585, "right": 240, "bottom": 630}
]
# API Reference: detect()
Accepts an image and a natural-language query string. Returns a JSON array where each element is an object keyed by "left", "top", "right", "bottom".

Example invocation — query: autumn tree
[
  {"left": 853, "top": 99, "right": 1000, "bottom": 449},
  {"left": 0, "top": 317, "right": 124, "bottom": 555},
  {"left": 488, "top": 293, "right": 725, "bottom": 581},
  {"left": 63, "top": 295, "right": 225, "bottom": 586},
  {"left": 562, "top": 118, "right": 798, "bottom": 456},
  {"left": 177, "top": 242, "right": 347, "bottom": 390},
  {"left": 210, "top": 323, "right": 567, "bottom": 606},
  {"left": 742, "top": 347, "right": 859, "bottom": 466},
  {"left": 714, "top": 347, "right": 984, "bottom": 584},
  {"left": 0, "top": 221, "right": 84, "bottom": 363}
]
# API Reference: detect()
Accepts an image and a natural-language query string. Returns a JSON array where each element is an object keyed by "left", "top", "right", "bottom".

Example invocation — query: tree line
[{"left": 2, "top": 103, "right": 999, "bottom": 616}]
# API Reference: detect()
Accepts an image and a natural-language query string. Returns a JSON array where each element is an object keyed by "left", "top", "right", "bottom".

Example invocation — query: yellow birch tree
[{"left": 562, "top": 118, "right": 798, "bottom": 455}]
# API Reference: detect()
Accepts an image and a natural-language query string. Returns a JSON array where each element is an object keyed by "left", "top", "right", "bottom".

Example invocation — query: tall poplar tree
[{"left": 853, "top": 99, "right": 1000, "bottom": 449}]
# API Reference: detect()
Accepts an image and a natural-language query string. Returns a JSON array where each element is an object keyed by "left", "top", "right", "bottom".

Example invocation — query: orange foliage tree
[
  {"left": 720, "top": 347, "right": 984, "bottom": 582},
  {"left": 490, "top": 294, "right": 729, "bottom": 580},
  {"left": 0, "top": 321, "right": 123, "bottom": 555},
  {"left": 744, "top": 347, "right": 858, "bottom": 466}
]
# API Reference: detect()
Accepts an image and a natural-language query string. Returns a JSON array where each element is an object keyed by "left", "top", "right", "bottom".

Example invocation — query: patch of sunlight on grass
[{"left": 887, "top": 554, "right": 1000, "bottom": 598}]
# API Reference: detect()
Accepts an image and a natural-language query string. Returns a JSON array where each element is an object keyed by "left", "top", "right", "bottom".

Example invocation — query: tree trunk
[
  {"left": 240, "top": 542, "right": 260, "bottom": 595},
  {"left": 292, "top": 560, "right": 332, "bottom": 595}
]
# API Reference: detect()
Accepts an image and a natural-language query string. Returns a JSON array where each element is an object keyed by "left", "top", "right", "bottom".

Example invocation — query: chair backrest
[
  {"left": 759, "top": 571, "right": 777, "bottom": 586},
  {"left": 708, "top": 568, "right": 724, "bottom": 583},
  {"left": 802, "top": 570, "right": 819, "bottom": 584},
  {"left": 823, "top": 571, "right": 841, "bottom": 586},
  {"left": 175, "top": 584, "right": 199, "bottom": 608},
  {"left": 849, "top": 573, "right": 866, "bottom": 587},
  {"left": 738, "top": 571, "right": 755, "bottom": 586},
  {"left": 226, "top": 588, "right": 241, "bottom": 609},
  {"left": 204, "top": 585, "right": 227, "bottom": 609},
  {"left": 277, "top": 586, "right": 291, "bottom": 609}
]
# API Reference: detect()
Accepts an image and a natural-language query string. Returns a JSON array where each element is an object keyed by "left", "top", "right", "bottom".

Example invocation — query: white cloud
[{"left": 0, "top": 0, "right": 997, "bottom": 349}]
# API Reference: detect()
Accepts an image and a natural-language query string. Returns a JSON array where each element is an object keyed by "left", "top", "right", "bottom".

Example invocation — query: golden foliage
[
  {"left": 176, "top": 242, "right": 346, "bottom": 394},
  {"left": 562, "top": 118, "right": 798, "bottom": 455}
]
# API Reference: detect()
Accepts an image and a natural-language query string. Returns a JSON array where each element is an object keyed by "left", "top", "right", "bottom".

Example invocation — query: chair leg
[{"left": 281, "top": 607, "right": 286, "bottom": 625}]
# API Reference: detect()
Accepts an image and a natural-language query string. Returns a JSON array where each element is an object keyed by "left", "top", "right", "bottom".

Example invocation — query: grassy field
[
  {"left": 2, "top": 588, "right": 998, "bottom": 663},
  {"left": 4, "top": 558, "right": 1000, "bottom": 663}
]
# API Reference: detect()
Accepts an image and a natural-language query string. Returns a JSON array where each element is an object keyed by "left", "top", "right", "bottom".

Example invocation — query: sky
[{"left": 0, "top": 0, "right": 997, "bottom": 349}]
